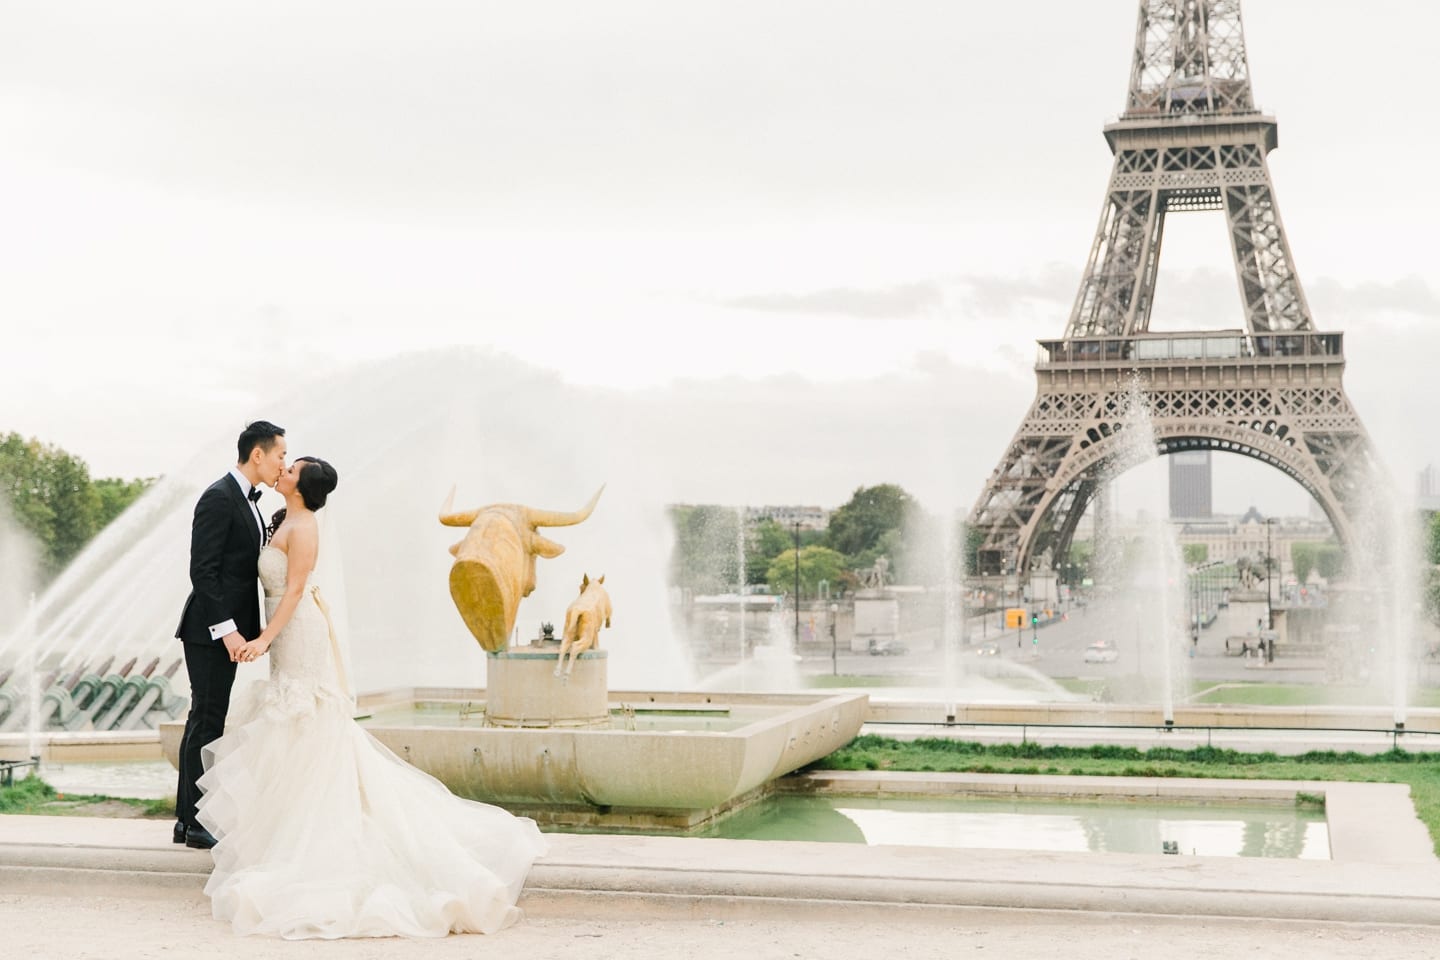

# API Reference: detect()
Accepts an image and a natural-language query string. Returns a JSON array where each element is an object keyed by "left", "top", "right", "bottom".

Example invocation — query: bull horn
[
  {"left": 526, "top": 485, "right": 605, "bottom": 528},
  {"left": 438, "top": 485, "right": 481, "bottom": 527}
]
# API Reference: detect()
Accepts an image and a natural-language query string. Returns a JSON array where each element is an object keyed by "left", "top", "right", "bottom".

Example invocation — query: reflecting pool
[{"left": 701, "top": 794, "right": 1329, "bottom": 859}]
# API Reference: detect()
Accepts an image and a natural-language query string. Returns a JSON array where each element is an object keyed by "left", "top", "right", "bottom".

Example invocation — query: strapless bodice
[
  {"left": 258, "top": 544, "right": 310, "bottom": 597},
  {"left": 254, "top": 545, "right": 334, "bottom": 690}
]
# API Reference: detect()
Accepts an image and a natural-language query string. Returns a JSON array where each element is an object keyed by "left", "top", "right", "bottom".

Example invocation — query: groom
[{"left": 172, "top": 420, "right": 287, "bottom": 849}]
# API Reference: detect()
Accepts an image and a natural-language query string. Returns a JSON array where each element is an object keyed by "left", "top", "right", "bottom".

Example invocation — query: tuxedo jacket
[{"left": 175, "top": 474, "right": 264, "bottom": 646}]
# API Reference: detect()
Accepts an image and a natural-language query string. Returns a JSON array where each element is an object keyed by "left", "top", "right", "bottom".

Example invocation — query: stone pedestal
[{"left": 485, "top": 646, "right": 609, "bottom": 728}]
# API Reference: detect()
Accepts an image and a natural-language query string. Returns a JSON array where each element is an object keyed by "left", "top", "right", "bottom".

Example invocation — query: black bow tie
[{"left": 248, "top": 487, "right": 263, "bottom": 504}]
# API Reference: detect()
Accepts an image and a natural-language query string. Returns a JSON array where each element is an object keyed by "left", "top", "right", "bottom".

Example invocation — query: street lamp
[
  {"left": 1264, "top": 518, "right": 1275, "bottom": 631},
  {"left": 829, "top": 602, "right": 839, "bottom": 676}
]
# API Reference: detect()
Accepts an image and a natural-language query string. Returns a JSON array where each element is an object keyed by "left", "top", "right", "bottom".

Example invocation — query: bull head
[{"left": 439, "top": 485, "right": 604, "bottom": 651}]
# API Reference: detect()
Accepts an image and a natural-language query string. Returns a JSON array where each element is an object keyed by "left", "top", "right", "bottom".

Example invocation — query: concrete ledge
[{"left": 4, "top": 811, "right": 1440, "bottom": 927}]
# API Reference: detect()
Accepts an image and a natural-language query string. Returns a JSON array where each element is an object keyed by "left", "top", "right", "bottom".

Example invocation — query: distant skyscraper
[{"left": 1169, "top": 450, "right": 1213, "bottom": 520}]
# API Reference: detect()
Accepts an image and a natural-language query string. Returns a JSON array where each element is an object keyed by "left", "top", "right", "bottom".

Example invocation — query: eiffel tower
[{"left": 967, "top": 0, "right": 1381, "bottom": 581}]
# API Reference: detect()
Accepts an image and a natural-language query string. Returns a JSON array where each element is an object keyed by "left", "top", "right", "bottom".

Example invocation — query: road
[{"left": 792, "top": 595, "right": 1331, "bottom": 688}]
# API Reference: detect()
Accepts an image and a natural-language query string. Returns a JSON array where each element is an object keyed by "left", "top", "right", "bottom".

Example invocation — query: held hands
[
  {"left": 236, "top": 637, "right": 272, "bottom": 663},
  {"left": 221, "top": 632, "right": 247, "bottom": 661}
]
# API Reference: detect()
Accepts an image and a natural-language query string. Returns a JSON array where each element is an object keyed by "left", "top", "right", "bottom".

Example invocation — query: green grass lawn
[
  {"left": 814, "top": 735, "right": 1440, "bottom": 856},
  {"left": 818, "top": 673, "right": 1440, "bottom": 710},
  {"left": 1188, "top": 683, "right": 1440, "bottom": 708},
  {"left": 0, "top": 775, "right": 172, "bottom": 818}
]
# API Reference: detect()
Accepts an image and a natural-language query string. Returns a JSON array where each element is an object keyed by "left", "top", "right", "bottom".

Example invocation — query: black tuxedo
[{"left": 173, "top": 473, "right": 265, "bottom": 829}]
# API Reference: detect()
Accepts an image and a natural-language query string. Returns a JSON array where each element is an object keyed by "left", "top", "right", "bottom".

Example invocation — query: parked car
[{"left": 1083, "top": 642, "right": 1119, "bottom": 663}]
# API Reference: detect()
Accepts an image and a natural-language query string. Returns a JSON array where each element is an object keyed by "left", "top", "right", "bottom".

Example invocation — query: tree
[
  {"left": 94, "top": 477, "right": 154, "bottom": 530},
  {"left": 0, "top": 433, "right": 154, "bottom": 580},
  {"left": 825, "top": 484, "right": 916, "bottom": 558},
  {"left": 765, "top": 545, "right": 848, "bottom": 599},
  {"left": 852, "top": 527, "right": 905, "bottom": 582},
  {"left": 746, "top": 519, "right": 794, "bottom": 586},
  {"left": 1291, "top": 542, "right": 1318, "bottom": 585},
  {"left": 1428, "top": 511, "right": 1440, "bottom": 566},
  {"left": 1067, "top": 540, "right": 1093, "bottom": 584},
  {"left": 1182, "top": 543, "right": 1208, "bottom": 565},
  {"left": 1316, "top": 544, "right": 1344, "bottom": 581}
]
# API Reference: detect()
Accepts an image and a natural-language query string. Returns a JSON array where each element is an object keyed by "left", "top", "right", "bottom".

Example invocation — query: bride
[{"left": 195, "top": 456, "right": 546, "bottom": 939}]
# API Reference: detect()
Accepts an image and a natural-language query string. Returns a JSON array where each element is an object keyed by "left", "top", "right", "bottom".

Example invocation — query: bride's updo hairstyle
[
  {"left": 294, "top": 457, "right": 339, "bottom": 511},
  {"left": 267, "top": 457, "right": 339, "bottom": 538}
]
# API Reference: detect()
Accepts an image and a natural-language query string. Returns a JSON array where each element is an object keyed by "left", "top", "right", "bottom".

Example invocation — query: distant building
[
  {"left": 1420, "top": 464, "right": 1440, "bottom": 513},
  {"left": 1168, "top": 450, "right": 1213, "bottom": 520},
  {"left": 744, "top": 505, "right": 830, "bottom": 531},
  {"left": 1173, "top": 508, "right": 1333, "bottom": 573}
]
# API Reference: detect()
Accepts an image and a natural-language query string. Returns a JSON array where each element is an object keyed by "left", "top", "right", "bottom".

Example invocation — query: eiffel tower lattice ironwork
[{"left": 967, "top": 0, "right": 1381, "bottom": 580}]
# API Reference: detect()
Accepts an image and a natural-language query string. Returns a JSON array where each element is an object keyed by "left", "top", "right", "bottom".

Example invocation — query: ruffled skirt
[{"left": 196, "top": 678, "right": 546, "bottom": 939}]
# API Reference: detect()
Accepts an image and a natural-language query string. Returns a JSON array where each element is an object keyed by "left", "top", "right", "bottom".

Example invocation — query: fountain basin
[{"left": 160, "top": 687, "right": 868, "bottom": 830}]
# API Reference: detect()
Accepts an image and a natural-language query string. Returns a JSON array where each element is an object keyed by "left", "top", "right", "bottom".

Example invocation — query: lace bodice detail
[{"left": 255, "top": 546, "right": 342, "bottom": 696}]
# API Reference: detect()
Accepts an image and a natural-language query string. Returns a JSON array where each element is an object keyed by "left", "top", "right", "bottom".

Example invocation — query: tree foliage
[
  {"left": 765, "top": 545, "right": 848, "bottom": 599},
  {"left": 669, "top": 484, "right": 924, "bottom": 596},
  {"left": 1291, "top": 542, "right": 1318, "bottom": 585},
  {"left": 0, "top": 433, "right": 154, "bottom": 580},
  {"left": 825, "top": 484, "right": 915, "bottom": 558},
  {"left": 1315, "top": 544, "right": 1344, "bottom": 581},
  {"left": 746, "top": 519, "right": 796, "bottom": 585},
  {"left": 1182, "top": 543, "right": 1208, "bottom": 565}
]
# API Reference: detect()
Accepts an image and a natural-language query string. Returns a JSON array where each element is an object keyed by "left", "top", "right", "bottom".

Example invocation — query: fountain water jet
[
  {"left": 4, "top": 350, "right": 696, "bottom": 723},
  {"left": 1091, "top": 380, "right": 1189, "bottom": 723}
]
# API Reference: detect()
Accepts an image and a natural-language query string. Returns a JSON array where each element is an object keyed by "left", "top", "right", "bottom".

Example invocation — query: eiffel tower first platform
[{"left": 967, "top": 0, "right": 1381, "bottom": 581}]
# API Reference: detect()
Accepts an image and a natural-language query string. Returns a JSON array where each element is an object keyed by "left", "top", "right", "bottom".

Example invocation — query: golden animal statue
[
  {"left": 555, "top": 573, "right": 612, "bottom": 678},
  {"left": 439, "top": 485, "right": 604, "bottom": 652}
]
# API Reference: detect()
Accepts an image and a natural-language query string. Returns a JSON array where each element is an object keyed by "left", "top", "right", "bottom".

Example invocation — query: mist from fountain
[
  {"left": 735, "top": 506, "right": 747, "bottom": 676},
  {"left": 889, "top": 498, "right": 1083, "bottom": 706},
  {"left": 1092, "top": 380, "right": 1189, "bottom": 722},
  {"left": 0, "top": 505, "right": 40, "bottom": 749},
  {"left": 1338, "top": 464, "right": 1424, "bottom": 727},
  {"left": 2, "top": 350, "right": 695, "bottom": 706}
]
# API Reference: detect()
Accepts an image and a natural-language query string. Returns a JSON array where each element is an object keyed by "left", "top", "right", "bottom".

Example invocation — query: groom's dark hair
[{"left": 237, "top": 420, "right": 286, "bottom": 464}]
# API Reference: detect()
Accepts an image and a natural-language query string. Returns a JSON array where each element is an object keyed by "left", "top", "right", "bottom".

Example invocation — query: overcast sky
[{"left": 3, "top": 0, "right": 1438, "bottom": 519}]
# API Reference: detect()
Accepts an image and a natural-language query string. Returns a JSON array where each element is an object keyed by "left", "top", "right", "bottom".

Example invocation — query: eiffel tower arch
[{"left": 967, "top": 0, "right": 1382, "bottom": 579}]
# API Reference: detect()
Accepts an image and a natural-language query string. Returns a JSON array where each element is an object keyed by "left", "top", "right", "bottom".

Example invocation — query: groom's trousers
[{"left": 175, "top": 642, "right": 237, "bottom": 828}]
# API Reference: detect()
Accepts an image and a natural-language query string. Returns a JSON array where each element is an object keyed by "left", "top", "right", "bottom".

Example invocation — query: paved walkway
[{"left": 5, "top": 775, "right": 1440, "bottom": 959}]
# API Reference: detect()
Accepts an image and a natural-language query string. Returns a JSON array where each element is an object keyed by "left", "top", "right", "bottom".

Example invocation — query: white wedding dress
[{"left": 196, "top": 545, "right": 546, "bottom": 939}]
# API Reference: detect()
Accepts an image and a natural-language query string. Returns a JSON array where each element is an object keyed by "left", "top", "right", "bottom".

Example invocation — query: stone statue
[
  {"left": 554, "top": 573, "right": 612, "bottom": 679},
  {"left": 439, "top": 485, "right": 604, "bottom": 652},
  {"left": 858, "top": 556, "right": 889, "bottom": 590},
  {"left": 1237, "top": 555, "right": 1262, "bottom": 589}
]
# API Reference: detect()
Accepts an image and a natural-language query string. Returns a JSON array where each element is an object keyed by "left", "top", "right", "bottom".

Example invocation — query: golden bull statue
[{"left": 439, "top": 485, "right": 604, "bottom": 651}]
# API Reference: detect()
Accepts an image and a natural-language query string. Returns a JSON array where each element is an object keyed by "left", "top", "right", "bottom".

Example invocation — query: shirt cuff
[{"left": 209, "top": 619, "right": 238, "bottom": 641}]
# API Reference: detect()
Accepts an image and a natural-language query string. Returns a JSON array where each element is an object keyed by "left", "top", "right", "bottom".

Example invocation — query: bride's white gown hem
[{"left": 196, "top": 545, "right": 545, "bottom": 940}]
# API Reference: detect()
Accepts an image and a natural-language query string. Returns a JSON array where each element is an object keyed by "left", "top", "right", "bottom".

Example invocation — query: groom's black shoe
[
  {"left": 172, "top": 820, "right": 187, "bottom": 844},
  {"left": 184, "top": 825, "right": 218, "bottom": 850}
]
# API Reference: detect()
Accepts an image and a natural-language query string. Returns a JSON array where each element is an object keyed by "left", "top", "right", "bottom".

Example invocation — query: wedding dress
[{"left": 196, "top": 545, "right": 546, "bottom": 939}]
